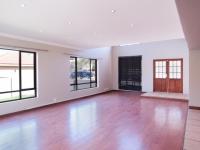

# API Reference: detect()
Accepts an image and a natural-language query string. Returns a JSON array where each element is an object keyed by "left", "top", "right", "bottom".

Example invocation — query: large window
[
  {"left": 70, "top": 57, "right": 97, "bottom": 91},
  {"left": 0, "top": 49, "right": 37, "bottom": 103}
]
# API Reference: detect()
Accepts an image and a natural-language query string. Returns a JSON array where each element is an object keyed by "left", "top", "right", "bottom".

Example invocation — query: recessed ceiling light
[
  {"left": 20, "top": 4, "right": 25, "bottom": 8},
  {"left": 130, "top": 24, "right": 134, "bottom": 28},
  {"left": 111, "top": 10, "right": 116, "bottom": 14},
  {"left": 68, "top": 21, "right": 72, "bottom": 25},
  {"left": 39, "top": 30, "right": 43, "bottom": 33},
  {"left": 119, "top": 43, "right": 140, "bottom": 46}
]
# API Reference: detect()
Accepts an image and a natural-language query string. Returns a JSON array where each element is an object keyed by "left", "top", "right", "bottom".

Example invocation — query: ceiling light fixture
[
  {"left": 20, "top": 4, "right": 25, "bottom": 7},
  {"left": 119, "top": 42, "right": 140, "bottom": 46},
  {"left": 130, "top": 24, "right": 134, "bottom": 28},
  {"left": 68, "top": 21, "right": 72, "bottom": 25},
  {"left": 111, "top": 10, "right": 116, "bottom": 14},
  {"left": 39, "top": 30, "right": 43, "bottom": 33}
]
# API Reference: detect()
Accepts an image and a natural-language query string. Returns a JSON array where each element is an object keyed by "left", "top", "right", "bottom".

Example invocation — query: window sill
[
  {"left": 70, "top": 86, "right": 98, "bottom": 92},
  {"left": 0, "top": 96, "right": 37, "bottom": 104}
]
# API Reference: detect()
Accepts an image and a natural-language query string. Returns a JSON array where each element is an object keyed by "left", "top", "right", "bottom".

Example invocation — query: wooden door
[
  {"left": 168, "top": 59, "right": 183, "bottom": 93},
  {"left": 153, "top": 60, "right": 168, "bottom": 92},
  {"left": 153, "top": 59, "right": 183, "bottom": 93}
]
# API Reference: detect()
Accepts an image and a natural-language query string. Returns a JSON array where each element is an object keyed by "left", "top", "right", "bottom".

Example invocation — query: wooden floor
[
  {"left": 0, "top": 91, "right": 188, "bottom": 150},
  {"left": 184, "top": 109, "right": 200, "bottom": 150}
]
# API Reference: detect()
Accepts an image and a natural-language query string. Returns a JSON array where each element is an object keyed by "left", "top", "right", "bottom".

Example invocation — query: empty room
[{"left": 0, "top": 0, "right": 199, "bottom": 150}]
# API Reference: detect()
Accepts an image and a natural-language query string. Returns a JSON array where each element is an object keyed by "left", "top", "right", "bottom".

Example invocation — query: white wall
[
  {"left": 0, "top": 37, "right": 191, "bottom": 115},
  {"left": 189, "top": 50, "right": 200, "bottom": 107},
  {"left": 0, "top": 37, "right": 112, "bottom": 115},
  {"left": 112, "top": 39, "right": 189, "bottom": 95}
]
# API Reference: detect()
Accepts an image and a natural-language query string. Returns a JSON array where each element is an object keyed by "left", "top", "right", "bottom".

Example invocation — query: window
[
  {"left": 155, "top": 61, "right": 167, "bottom": 79},
  {"left": 70, "top": 56, "right": 97, "bottom": 91},
  {"left": 0, "top": 49, "right": 37, "bottom": 103},
  {"left": 169, "top": 60, "right": 181, "bottom": 79}
]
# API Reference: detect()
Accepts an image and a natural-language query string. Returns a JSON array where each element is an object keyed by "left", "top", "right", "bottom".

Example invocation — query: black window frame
[
  {"left": 70, "top": 56, "right": 97, "bottom": 91},
  {"left": 0, "top": 48, "right": 37, "bottom": 103}
]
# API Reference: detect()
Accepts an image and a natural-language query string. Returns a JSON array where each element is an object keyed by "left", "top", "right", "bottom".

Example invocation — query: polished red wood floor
[{"left": 0, "top": 91, "right": 188, "bottom": 150}]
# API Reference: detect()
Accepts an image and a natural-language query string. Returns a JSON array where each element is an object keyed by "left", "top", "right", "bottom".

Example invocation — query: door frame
[{"left": 153, "top": 58, "right": 183, "bottom": 93}]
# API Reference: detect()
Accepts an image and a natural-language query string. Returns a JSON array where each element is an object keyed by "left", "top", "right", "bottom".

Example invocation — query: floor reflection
[
  {"left": 154, "top": 106, "right": 182, "bottom": 129},
  {"left": 69, "top": 102, "right": 97, "bottom": 141},
  {"left": 168, "top": 107, "right": 182, "bottom": 129},
  {"left": 154, "top": 106, "right": 167, "bottom": 127},
  {"left": 0, "top": 119, "right": 38, "bottom": 150},
  {"left": 118, "top": 130, "right": 142, "bottom": 150}
]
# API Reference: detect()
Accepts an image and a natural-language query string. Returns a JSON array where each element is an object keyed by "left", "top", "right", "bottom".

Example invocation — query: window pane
[
  {"left": 173, "top": 67, "right": 177, "bottom": 72},
  {"left": 169, "top": 67, "right": 173, "bottom": 72},
  {"left": 163, "top": 73, "right": 167, "bottom": 78},
  {"left": 158, "top": 67, "right": 162, "bottom": 72},
  {"left": 169, "top": 73, "right": 173, "bottom": 78},
  {"left": 0, "top": 50, "right": 19, "bottom": 92},
  {"left": 77, "top": 83, "right": 91, "bottom": 90},
  {"left": 91, "top": 83, "right": 97, "bottom": 88},
  {"left": 91, "top": 60, "right": 96, "bottom": 82},
  {"left": 177, "top": 67, "right": 181, "bottom": 73},
  {"left": 156, "top": 62, "right": 159, "bottom": 67},
  {"left": 156, "top": 73, "right": 159, "bottom": 78},
  {"left": 163, "top": 61, "right": 166, "bottom": 67},
  {"left": 0, "top": 92, "right": 20, "bottom": 102},
  {"left": 156, "top": 67, "right": 159, "bottom": 72},
  {"left": 174, "top": 73, "right": 177, "bottom": 78},
  {"left": 177, "top": 73, "right": 181, "bottom": 79},
  {"left": 77, "top": 58, "right": 90, "bottom": 84},
  {"left": 158, "top": 73, "right": 162, "bottom": 78},
  {"left": 177, "top": 61, "right": 181, "bottom": 66},
  {"left": 21, "top": 52, "right": 34, "bottom": 89},
  {"left": 21, "top": 90, "right": 35, "bottom": 98},
  {"left": 169, "top": 61, "right": 173, "bottom": 66},
  {"left": 70, "top": 57, "right": 76, "bottom": 85},
  {"left": 173, "top": 61, "right": 176, "bottom": 66},
  {"left": 70, "top": 85, "right": 76, "bottom": 91},
  {"left": 158, "top": 61, "right": 162, "bottom": 67}
]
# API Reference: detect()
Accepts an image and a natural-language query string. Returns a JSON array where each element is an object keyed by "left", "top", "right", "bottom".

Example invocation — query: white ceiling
[
  {"left": 0, "top": 0, "right": 184, "bottom": 50},
  {"left": 175, "top": 0, "right": 200, "bottom": 50}
]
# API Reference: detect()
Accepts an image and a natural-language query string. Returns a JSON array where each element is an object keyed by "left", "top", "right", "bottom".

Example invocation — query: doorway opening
[{"left": 118, "top": 56, "right": 142, "bottom": 91}]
